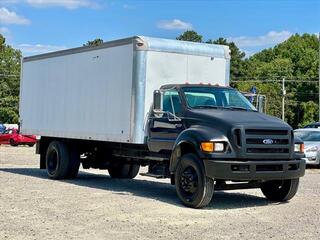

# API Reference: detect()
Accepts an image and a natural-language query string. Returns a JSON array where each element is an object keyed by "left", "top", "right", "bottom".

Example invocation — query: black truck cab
[{"left": 145, "top": 84, "right": 305, "bottom": 207}]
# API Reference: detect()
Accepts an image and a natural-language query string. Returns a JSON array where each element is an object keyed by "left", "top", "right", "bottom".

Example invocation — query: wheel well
[
  {"left": 39, "top": 137, "right": 51, "bottom": 169},
  {"left": 179, "top": 142, "right": 198, "bottom": 157},
  {"left": 170, "top": 141, "right": 199, "bottom": 174}
]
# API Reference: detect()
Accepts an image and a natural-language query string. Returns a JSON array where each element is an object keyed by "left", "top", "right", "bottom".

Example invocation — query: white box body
[{"left": 20, "top": 36, "right": 230, "bottom": 144}]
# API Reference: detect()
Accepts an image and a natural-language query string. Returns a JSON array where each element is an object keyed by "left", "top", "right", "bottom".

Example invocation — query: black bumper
[{"left": 203, "top": 159, "right": 305, "bottom": 181}]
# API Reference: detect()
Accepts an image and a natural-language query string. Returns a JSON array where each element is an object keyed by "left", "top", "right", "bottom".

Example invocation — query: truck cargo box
[{"left": 20, "top": 36, "right": 230, "bottom": 144}]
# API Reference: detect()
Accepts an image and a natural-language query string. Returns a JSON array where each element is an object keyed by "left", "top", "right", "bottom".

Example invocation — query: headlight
[
  {"left": 294, "top": 143, "right": 304, "bottom": 153},
  {"left": 201, "top": 142, "right": 225, "bottom": 153},
  {"left": 306, "top": 146, "right": 319, "bottom": 152}
]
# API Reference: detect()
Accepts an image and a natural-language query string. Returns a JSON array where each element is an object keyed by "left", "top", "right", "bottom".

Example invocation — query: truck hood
[{"left": 188, "top": 109, "right": 290, "bottom": 129}]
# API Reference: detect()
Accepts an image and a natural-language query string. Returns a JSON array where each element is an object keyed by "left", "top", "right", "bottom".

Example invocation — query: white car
[{"left": 294, "top": 128, "right": 320, "bottom": 167}]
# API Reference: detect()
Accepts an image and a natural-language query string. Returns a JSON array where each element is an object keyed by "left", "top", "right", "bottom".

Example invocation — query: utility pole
[{"left": 282, "top": 77, "right": 286, "bottom": 121}]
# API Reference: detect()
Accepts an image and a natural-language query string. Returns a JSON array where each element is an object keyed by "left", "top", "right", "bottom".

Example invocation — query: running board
[
  {"left": 140, "top": 173, "right": 168, "bottom": 179},
  {"left": 113, "top": 154, "right": 168, "bottom": 162}
]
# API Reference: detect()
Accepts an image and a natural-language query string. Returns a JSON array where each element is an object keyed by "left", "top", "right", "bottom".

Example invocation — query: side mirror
[{"left": 153, "top": 90, "right": 163, "bottom": 114}]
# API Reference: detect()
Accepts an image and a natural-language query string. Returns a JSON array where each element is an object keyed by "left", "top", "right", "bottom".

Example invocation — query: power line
[
  {"left": 231, "top": 80, "right": 319, "bottom": 83},
  {"left": 231, "top": 76, "right": 319, "bottom": 81},
  {"left": 0, "top": 74, "right": 20, "bottom": 78}
]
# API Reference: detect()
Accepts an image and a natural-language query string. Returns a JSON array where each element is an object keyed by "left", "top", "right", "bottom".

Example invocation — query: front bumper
[{"left": 203, "top": 159, "right": 305, "bottom": 181}]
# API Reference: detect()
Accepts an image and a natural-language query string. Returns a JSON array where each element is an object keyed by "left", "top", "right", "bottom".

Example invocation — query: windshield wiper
[
  {"left": 225, "top": 106, "right": 257, "bottom": 112},
  {"left": 192, "top": 105, "right": 225, "bottom": 109},
  {"left": 193, "top": 105, "right": 257, "bottom": 111}
]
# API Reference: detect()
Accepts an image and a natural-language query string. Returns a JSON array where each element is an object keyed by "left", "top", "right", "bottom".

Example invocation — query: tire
[
  {"left": 108, "top": 162, "right": 140, "bottom": 179},
  {"left": 66, "top": 146, "right": 80, "bottom": 179},
  {"left": 9, "top": 139, "right": 18, "bottom": 147},
  {"left": 175, "top": 153, "right": 214, "bottom": 208},
  {"left": 261, "top": 178, "right": 300, "bottom": 201},
  {"left": 28, "top": 143, "right": 35, "bottom": 147},
  {"left": 45, "top": 141, "right": 80, "bottom": 179}
]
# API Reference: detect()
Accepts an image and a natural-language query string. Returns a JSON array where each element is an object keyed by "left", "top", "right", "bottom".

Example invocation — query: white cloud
[
  {"left": 0, "top": 7, "right": 30, "bottom": 25},
  {"left": 157, "top": 19, "right": 193, "bottom": 30},
  {"left": 17, "top": 43, "right": 66, "bottom": 56},
  {"left": 0, "top": 27, "right": 10, "bottom": 36},
  {"left": 25, "top": 0, "right": 99, "bottom": 9},
  {"left": 228, "top": 31, "right": 293, "bottom": 48}
]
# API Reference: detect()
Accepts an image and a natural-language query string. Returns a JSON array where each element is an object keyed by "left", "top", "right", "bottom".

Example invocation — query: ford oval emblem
[{"left": 263, "top": 139, "right": 274, "bottom": 145}]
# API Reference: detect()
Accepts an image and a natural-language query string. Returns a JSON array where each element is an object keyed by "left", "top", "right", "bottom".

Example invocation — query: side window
[{"left": 163, "top": 90, "right": 182, "bottom": 115}]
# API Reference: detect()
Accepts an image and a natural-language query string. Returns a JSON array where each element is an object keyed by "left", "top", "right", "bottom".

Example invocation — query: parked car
[
  {"left": 0, "top": 128, "right": 36, "bottom": 147},
  {"left": 294, "top": 128, "right": 320, "bottom": 167},
  {"left": 303, "top": 122, "right": 320, "bottom": 129},
  {"left": 0, "top": 123, "right": 6, "bottom": 134}
]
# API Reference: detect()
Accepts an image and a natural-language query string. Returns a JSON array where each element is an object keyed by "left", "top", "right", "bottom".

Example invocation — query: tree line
[
  {"left": 0, "top": 31, "right": 319, "bottom": 128},
  {"left": 176, "top": 31, "right": 319, "bottom": 128}
]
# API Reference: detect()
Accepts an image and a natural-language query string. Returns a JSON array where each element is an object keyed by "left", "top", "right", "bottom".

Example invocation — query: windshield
[
  {"left": 294, "top": 130, "right": 320, "bottom": 142},
  {"left": 182, "top": 87, "right": 256, "bottom": 111}
]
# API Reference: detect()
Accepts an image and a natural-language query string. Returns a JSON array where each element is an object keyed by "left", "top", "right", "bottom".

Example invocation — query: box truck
[{"left": 20, "top": 36, "right": 305, "bottom": 208}]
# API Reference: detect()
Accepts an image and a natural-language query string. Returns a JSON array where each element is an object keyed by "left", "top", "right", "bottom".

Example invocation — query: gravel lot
[{"left": 0, "top": 146, "right": 319, "bottom": 240}]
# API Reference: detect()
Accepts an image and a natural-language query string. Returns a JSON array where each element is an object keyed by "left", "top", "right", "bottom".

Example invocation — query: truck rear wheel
[
  {"left": 108, "top": 162, "right": 140, "bottom": 179},
  {"left": 260, "top": 178, "right": 299, "bottom": 201},
  {"left": 175, "top": 153, "right": 214, "bottom": 208},
  {"left": 46, "top": 141, "right": 80, "bottom": 179}
]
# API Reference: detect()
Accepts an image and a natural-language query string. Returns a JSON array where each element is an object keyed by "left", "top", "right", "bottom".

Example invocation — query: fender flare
[{"left": 169, "top": 126, "right": 227, "bottom": 173}]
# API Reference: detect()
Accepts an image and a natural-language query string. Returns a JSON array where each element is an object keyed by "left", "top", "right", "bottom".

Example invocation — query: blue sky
[{"left": 0, "top": 0, "right": 319, "bottom": 56}]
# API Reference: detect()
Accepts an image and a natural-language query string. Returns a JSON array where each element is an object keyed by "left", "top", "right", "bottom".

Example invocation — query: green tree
[
  {"left": 176, "top": 30, "right": 203, "bottom": 42},
  {"left": 176, "top": 31, "right": 319, "bottom": 128},
  {"left": 299, "top": 101, "right": 318, "bottom": 127},
  {"left": 238, "top": 33, "right": 319, "bottom": 128},
  {"left": 0, "top": 34, "right": 21, "bottom": 123},
  {"left": 83, "top": 38, "right": 104, "bottom": 47}
]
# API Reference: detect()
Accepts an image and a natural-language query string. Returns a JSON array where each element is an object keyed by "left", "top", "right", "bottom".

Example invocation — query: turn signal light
[
  {"left": 300, "top": 143, "right": 304, "bottom": 153},
  {"left": 201, "top": 142, "right": 225, "bottom": 153},
  {"left": 201, "top": 142, "right": 214, "bottom": 152},
  {"left": 294, "top": 143, "right": 304, "bottom": 153}
]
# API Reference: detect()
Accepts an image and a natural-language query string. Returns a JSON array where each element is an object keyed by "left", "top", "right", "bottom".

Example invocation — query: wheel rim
[
  {"left": 270, "top": 180, "right": 285, "bottom": 192},
  {"left": 179, "top": 166, "right": 199, "bottom": 197},
  {"left": 47, "top": 150, "right": 58, "bottom": 175}
]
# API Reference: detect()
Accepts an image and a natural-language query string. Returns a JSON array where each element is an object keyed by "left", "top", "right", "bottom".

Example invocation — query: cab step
[{"left": 140, "top": 173, "right": 167, "bottom": 179}]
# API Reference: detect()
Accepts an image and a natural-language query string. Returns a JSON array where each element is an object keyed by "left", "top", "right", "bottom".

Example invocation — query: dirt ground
[{"left": 0, "top": 146, "right": 319, "bottom": 240}]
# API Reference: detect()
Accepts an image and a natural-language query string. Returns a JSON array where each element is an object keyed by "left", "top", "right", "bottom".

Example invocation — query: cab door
[{"left": 147, "top": 89, "right": 185, "bottom": 152}]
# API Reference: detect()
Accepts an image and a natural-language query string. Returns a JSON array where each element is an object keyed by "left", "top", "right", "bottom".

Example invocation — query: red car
[{"left": 0, "top": 128, "right": 36, "bottom": 147}]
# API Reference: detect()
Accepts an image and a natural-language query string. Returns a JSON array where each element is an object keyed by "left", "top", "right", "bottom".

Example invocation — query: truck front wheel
[
  {"left": 260, "top": 178, "right": 299, "bottom": 201},
  {"left": 108, "top": 162, "right": 140, "bottom": 179},
  {"left": 45, "top": 141, "right": 80, "bottom": 179},
  {"left": 175, "top": 153, "right": 214, "bottom": 208}
]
